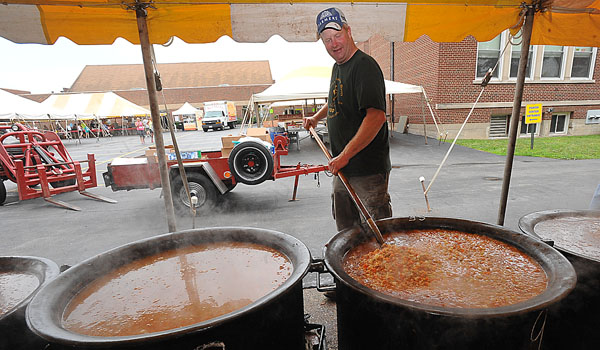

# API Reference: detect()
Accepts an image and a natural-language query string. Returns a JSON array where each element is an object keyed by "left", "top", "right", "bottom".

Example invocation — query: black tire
[
  {"left": 171, "top": 172, "right": 217, "bottom": 214},
  {"left": 228, "top": 141, "right": 274, "bottom": 185},
  {"left": 229, "top": 122, "right": 235, "bottom": 129},
  {"left": 203, "top": 128, "right": 208, "bottom": 132},
  {"left": 0, "top": 180, "right": 6, "bottom": 205}
]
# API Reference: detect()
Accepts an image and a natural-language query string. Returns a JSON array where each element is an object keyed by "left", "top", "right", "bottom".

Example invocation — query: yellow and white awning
[
  {"left": 41, "top": 92, "right": 150, "bottom": 119},
  {"left": 1, "top": 1, "right": 599, "bottom": 47}
]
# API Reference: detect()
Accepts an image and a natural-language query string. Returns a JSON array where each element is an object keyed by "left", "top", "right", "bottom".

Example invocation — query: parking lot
[{"left": 2, "top": 127, "right": 599, "bottom": 349}]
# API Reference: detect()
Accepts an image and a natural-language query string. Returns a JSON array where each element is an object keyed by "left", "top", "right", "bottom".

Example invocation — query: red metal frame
[
  {"left": 271, "top": 134, "right": 328, "bottom": 180},
  {"left": 0, "top": 123, "right": 98, "bottom": 201},
  {"left": 270, "top": 134, "right": 328, "bottom": 201}
]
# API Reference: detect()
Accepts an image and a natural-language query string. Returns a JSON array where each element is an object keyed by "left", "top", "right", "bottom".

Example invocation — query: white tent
[
  {"left": 253, "top": 66, "right": 423, "bottom": 104},
  {"left": 172, "top": 102, "right": 200, "bottom": 116},
  {"left": 245, "top": 66, "right": 440, "bottom": 137},
  {"left": 0, "top": 89, "right": 65, "bottom": 120},
  {"left": 41, "top": 92, "right": 150, "bottom": 119}
]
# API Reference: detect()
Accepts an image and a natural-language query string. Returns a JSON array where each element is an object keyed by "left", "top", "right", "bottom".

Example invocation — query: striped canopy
[
  {"left": 41, "top": 92, "right": 150, "bottom": 119},
  {"left": 1, "top": 1, "right": 599, "bottom": 46}
]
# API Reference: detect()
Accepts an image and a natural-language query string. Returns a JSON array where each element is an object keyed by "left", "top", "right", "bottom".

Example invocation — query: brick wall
[{"left": 362, "top": 35, "right": 600, "bottom": 138}]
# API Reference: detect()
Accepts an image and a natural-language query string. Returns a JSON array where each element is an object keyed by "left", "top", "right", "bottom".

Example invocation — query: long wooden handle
[{"left": 309, "top": 126, "right": 385, "bottom": 245}]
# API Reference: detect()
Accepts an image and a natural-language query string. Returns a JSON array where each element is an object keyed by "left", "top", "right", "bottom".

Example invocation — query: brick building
[
  {"left": 359, "top": 33, "right": 600, "bottom": 139},
  {"left": 20, "top": 61, "right": 274, "bottom": 118}
]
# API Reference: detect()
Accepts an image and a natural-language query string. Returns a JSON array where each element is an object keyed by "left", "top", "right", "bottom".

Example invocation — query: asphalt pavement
[{"left": 1, "top": 127, "right": 599, "bottom": 349}]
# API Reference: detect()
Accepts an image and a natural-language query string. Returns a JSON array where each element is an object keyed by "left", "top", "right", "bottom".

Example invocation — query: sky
[{"left": 0, "top": 35, "right": 334, "bottom": 94}]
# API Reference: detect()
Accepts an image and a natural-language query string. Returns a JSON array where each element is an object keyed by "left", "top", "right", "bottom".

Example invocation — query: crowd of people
[{"left": 60, "top": 117, "right": 155, "bottom": 142}]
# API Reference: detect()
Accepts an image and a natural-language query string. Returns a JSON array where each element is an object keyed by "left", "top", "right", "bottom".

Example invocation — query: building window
[
  {"left": 476, "top": 35, "right": 501, "bottom": 78},
  {"left": 509, "top": 37, "right": 534, "bottom": 78},
  {"left": 550, "top": 113, "right": 569, "bottom": 134},
  {"left": 571, "top": 47, "right": 595, "bottom": 79},
  {"left": 541, "top": 46, "right": 565, "bottom": 78},
  {"left": 520, "top": 117, "right": 539, "bottom": 135}
]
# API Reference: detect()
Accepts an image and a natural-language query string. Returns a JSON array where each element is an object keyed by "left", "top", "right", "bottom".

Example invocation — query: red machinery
[
  {"left": 103, "top": 134, "right": 328, "bottom": 214},
  {"left": 0, "top": 123, "right": 116, "bottom": 210}
]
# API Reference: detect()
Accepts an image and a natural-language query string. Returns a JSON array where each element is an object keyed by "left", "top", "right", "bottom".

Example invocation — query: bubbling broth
[
  {"left": 62, "top": 242, "right": 293, "bottom": 336},
  {"left": 343, "top": 229, "right": 548, "bottom": 308},
  {"left": 0, "top": 272, "right": 40, "bottom": 316},
  {"left": 535, "top": 216, "right": 600, "bottom": 260}
]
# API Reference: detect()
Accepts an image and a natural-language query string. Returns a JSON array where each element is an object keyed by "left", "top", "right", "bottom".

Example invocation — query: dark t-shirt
[{"left": 327, "top": 50, "right": 391, "bottom": 176}]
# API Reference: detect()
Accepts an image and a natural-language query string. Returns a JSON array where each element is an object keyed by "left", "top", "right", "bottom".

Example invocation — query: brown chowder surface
[
  {"left": 62, "top": 242, "right": 292, "bottom": 336},
  {"left": 343, "top": 229, "right": 548, "bottom": 308},
  {"left": 0, "top": 272, "right": 40, "bottom": 316},
  {"left": 534, "top": 216, "right": 600, "bottom": 260}
]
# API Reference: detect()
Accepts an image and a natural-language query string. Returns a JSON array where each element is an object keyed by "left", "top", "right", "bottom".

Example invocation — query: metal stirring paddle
[{"left": 308, "top": 126, "right": 385, "bottom": 245}]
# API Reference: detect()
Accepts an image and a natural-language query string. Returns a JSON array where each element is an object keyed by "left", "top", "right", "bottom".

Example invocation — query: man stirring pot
[{"left": 303, "top": 8, "right": 392, "bottom": 232}]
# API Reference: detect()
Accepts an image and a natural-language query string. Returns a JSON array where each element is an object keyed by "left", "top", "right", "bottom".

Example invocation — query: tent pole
[
  {"left": 390, "top": 41, "right": 395, "bottom": 136},
  {"left": 95, "top": 115, "right": 100, "bottom": 142},
  {"left": 421, "top": 93, "right": 427, "bottom": 144},
  {"left": 135, "top": 4, "right": 177, "bottom": 232},
  {"left": 497, "top": 6, "right": 534, "bottom": 226}
]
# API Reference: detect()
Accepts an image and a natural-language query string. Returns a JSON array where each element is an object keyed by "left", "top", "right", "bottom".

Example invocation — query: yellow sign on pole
[{"left": 525, "top": 104, "right": 542, "bottom": 124}]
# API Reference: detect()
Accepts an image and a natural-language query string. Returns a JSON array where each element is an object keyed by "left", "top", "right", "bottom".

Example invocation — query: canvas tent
[
  {"left": 172, "top": 102, "right": 202, "bottom": 122},
  {"left": 2, "top": 0, "right": 599, "bottom": 229},
  {"left": 172, "top": 102, "right": 200, "bottom": 116},
  {"left": 0, "top": 89, "right": 66, "bottom": 120},
  {"left": 253, "top": 66, "right": 423, "bottom": 104},
  {"left": 249, "top": 66, "right": 428, "bottom": 133},
  {"left": 41, "top": 92, "right": 150, "bottom": 119},
  {"left": 41, "top": 92, "right": 150, "bottom": 138}
]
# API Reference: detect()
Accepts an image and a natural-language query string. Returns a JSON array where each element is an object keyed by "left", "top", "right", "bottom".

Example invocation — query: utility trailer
[{"left": 102, "top": 134, "right": 328, "bottom": 213}]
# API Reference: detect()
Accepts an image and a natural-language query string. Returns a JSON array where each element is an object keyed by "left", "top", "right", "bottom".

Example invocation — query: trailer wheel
[
  {"left": 171, "top": 173, "right": 217, "bottom": 214},
  {"left": 228, "top": 141, "right": 273, "bottom": 185},
  {"left": 0, "top": 180, "right": 6, "bottom": 205}
]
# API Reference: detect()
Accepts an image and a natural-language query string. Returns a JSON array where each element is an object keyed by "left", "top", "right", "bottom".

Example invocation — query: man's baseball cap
[{"left": 316, "top": 8, "right": 347, "bottom": 35}]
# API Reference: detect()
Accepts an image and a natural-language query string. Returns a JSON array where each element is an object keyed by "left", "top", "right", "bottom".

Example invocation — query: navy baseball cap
[{"left": 316, "top": 8, "right": 348, "bottom": 35}]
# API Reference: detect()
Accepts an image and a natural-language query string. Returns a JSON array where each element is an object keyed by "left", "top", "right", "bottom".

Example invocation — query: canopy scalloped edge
[{"left": 1, "top": 2, "right": 600, "bottom": 46}]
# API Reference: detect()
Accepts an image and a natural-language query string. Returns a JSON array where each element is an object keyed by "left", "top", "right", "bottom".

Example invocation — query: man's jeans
[{"left": 331, "top": 172, "right": 392, "bottom": 232}]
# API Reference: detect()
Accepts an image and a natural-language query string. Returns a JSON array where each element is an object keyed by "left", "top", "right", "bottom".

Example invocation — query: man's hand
[
  {"left": 328, "top": 152, "right": 350, "bottom": 175},
  {"left": 303, "top": 116, "right": 318, "bottom": 131}
]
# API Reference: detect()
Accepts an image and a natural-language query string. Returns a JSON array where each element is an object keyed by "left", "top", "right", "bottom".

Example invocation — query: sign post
[{"left": 525, "top": 104, "right": 542, "bottom": 149}]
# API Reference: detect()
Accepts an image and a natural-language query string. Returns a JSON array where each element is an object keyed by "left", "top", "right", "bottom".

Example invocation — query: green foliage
[{"left": 449, "top": 135, "right": 600, "bottom": 160}]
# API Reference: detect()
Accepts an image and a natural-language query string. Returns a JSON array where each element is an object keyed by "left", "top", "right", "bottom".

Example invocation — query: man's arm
[{"left": 328, "top": 107, "right": 386, "bottom": 175}]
